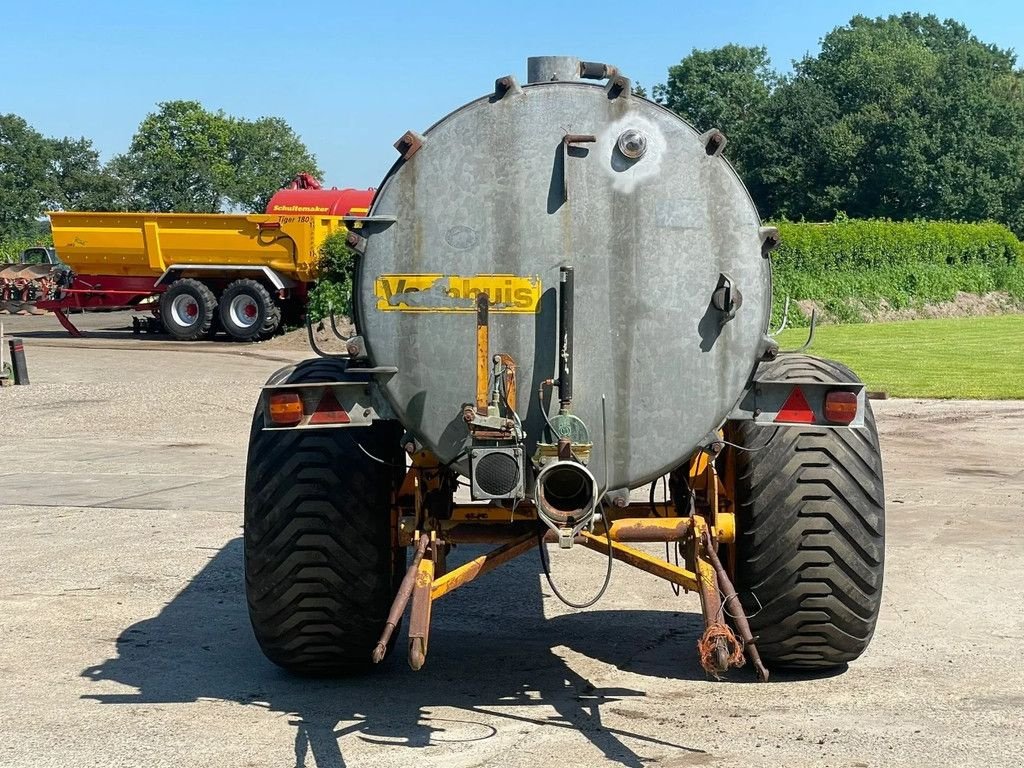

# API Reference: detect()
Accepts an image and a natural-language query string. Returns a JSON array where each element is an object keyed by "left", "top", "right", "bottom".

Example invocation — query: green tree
[
  {"left": 114, "top": 100, "right": 233, "bottom": 212},
  {"left": 0, "top": 115, "right": 53, "bottom": 240},
  {"left": 50, "top": 137, "right": 122, "bottom": 212},
  {"left": 653, "top": 45, "right": 777, "bottom": 176},
  {"left": 113, "top": 101, "right": 321, "bottom": 214},
  {"left": 1, "top": 115, "right": 119, "bottom": 241},
  {"left": 747, "top": 14, "right": 1024, "bottom": 232},
  {"left": 227, "top": 116, "right": 321, "bottom": 213}
]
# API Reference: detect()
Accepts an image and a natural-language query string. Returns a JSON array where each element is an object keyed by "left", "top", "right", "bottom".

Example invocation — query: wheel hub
[
  {"left": 229, "top": 295, "right": 260, "bottom": 329},
  {"left": 170, "top": 295, "right": 200, "bottom": 327}
]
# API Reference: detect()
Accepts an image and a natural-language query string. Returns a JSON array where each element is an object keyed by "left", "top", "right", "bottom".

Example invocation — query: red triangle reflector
[
  {"left": 310, "top": 388, "right": 351, "bottom": 424},
  {"left": 776, "top": 386, "right": 815, "bottom": 424}
]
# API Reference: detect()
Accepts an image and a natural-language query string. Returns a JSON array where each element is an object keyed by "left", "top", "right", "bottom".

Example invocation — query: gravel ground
[{"left": 1, "top": 328, "right": 1022, "bottom": 768}]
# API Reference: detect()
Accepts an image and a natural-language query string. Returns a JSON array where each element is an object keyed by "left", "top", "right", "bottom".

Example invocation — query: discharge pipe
[{"left": 535, "top": 458, "right": 598, "bottom": 532}]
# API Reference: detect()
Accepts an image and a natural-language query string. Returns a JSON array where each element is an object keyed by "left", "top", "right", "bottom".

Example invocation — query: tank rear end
[
  {"left": 246, "top": 56, "right": 885, "bottom": 681},
  {"left": 358, "top": 55, "right": 775, "bottom": 495}
]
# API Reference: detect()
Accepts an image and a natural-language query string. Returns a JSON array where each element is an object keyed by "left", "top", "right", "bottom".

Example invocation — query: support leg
[
  {"left": 408, "top": 543, "right": 436, "bottom": 671},
  {"left": 692, "top": 518, "right": 743, "bottom": 677},
  {"left": 372, "top": 533, "right": 429, "bottom": 664},
  {"left": 702, "top": 530, "right": 769, "bottom": 682},
  {"left": 53, "top": 309, "right": 82, "bottom": 337}
]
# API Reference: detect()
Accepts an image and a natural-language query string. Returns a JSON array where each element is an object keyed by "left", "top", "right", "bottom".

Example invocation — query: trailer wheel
[
  {"left": 159, "top": 279, "right": 216, "bottom": 340},
  {"left": 219, "top": 279, "right": 281, "bottom": 341},
  {"left": 727, "top": 354, "right": 885, "bottom": 670},
  {"left": 244, "top": 360, "right": 405, "bottom": 675}
]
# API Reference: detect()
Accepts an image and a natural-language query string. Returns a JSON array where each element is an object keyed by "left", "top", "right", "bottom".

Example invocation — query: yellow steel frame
[{"left": 388, "top": 442, "right": 742, "bottom": 674}]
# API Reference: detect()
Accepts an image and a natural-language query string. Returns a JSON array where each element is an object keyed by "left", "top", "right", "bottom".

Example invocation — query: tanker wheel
[
  {"left": 244, "top": 359, "right": 405, "bottom": 675},
  {"left": 726, "top": 353, "right": 885, "bottom": 670},
  {"left": 159, "top": 278, "right": 216, "bottom": 341},
  {"left": 219, "top": 279, "right": 281, "bottom": 342}
]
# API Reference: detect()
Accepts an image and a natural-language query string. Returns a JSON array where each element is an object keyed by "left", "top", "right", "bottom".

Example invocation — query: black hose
[
  {"left": 557, "top": 266, "right": 574, "bottom": 409},
  {"left": 536, "top": 504, "right": 614, "bottom": 610}
]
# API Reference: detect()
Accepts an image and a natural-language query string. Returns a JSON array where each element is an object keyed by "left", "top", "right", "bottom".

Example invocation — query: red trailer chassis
[{"left": 36, "top": 275, "right": 163, "bottom": 337}]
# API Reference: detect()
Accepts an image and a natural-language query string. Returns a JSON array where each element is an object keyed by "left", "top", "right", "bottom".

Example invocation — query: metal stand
[{"left": 372, "top": 447, "right": 767, "bottom": 680}]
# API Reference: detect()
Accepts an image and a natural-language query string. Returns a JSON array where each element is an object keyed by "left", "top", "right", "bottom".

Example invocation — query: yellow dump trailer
[
  {"left": 49, "top": 211, "right": 343, "bottom": 283},
  {"left": 44, "top": 211, "right": 350, "bottom": 341}
]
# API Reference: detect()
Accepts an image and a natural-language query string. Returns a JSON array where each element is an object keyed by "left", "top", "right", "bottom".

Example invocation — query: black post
[
  {"left": 8, "top": 338, "right": 29, "bottom": 385},
  {"left": 558, "top": 266, "right": 574, "bottom": 409}
]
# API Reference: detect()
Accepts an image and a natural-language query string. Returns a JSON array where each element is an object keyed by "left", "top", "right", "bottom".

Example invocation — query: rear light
[
  {"left": 309, "top": 389, "right": 351, "bottom": 425},
  {"left": 824, "top": 390, "right": 859, "bottom": 425},
  {"left": 775, "top": 386, "right": 815, "bottom": 424},
  {"left": 268, "top": 392, "right": 303, "bottom": 426},
  {"left": 258, "top": 221, "right": 282, "bottom": 230}
]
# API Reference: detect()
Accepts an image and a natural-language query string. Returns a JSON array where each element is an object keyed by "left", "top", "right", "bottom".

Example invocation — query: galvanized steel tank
[{"left": 357, "top": 56, "right": 773, "bottom": 491}]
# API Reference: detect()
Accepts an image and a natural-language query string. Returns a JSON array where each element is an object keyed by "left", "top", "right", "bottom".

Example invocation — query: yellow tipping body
[{"left": 47, "top": 211, "right": 348, "bottom": 283}]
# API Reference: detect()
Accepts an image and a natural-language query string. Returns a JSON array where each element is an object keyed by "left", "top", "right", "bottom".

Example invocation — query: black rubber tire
[
  {"left": 728, "top": 353, "right": 885, "bottom": 669},
  {"left": 219, "top": 279, "right": 281, "bottom": 342},
  {"left": 244, "top": 359, "right": 405, "bottom": 675},
  {"left": 159, "top": 279, "right": 216, "bottom": 341}
]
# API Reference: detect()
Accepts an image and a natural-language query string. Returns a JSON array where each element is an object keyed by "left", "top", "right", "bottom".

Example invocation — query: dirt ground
[
  {"left": 1, "top": 311, "right": 1022, "bottom": 768},
  {"left": 797, "top": 290, "right": 1023, "bottom": 324}
]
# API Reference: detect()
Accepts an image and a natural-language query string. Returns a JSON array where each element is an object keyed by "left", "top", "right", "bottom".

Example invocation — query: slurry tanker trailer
[{"left": 245, "top": 56, "right": 885, "bottom": 680}]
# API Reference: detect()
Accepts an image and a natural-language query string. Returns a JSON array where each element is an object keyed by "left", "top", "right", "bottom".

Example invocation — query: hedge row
[{"left": 769, "top": 218, "right": 1024, "bottom": 325}]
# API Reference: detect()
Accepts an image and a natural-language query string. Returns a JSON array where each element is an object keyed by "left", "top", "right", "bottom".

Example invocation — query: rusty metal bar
[
  {"left": 372, "top": 532, "right": 429, "bottom": 664},
  {"left": 691, "top": 517, "right": 747, "bottom": 677},
  {"left": 447, "top": 505, "right": 539, "bottom": 524},
  {"left": 431, "top": 534, "right": 537, "bottom": 600},
  {"left": 439, "top": 525, "right": 529, "bottom": 544},
  {"left": 691, "top": 517, "right": 728, "bottom": 673},
  {"left": 441, "top": 516, "right": 693, "bottom": 545},
  {"left": 576, "top": 531, "right": 700, "bottom": 591},
  {"left": 702, "top": 530, "right": 769, "bottom": 682},
  {"left": 605, "top": 517, "right": 692, "bottom": 542}
]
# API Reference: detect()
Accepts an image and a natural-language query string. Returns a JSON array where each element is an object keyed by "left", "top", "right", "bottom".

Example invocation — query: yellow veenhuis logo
[{"left": 374, "top": 274, "right": 541, "bottom": 313}]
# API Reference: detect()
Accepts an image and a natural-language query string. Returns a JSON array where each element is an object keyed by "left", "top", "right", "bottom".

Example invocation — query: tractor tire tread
[
  {"left": 159, "top": 279, "right": 216, "bottom": 341},
  {"left": 244, "top": 360, "right": 403, "bottom": 675},
  {"left": 730, "top": 353, "right": 885, "bottom": 669},
  {"left": 221, "top": 279, "right": 281, "bottom": 342}
]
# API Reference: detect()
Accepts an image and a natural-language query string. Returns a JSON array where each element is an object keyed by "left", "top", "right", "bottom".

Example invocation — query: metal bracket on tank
[
  {"left": 759, "top": 226, "right": 780, "bottom": 257},
  {"left": 577, "top": 60, "right": 630, "bottom": 99},
  {"left": 394, "top": 131, "right": 425, "bottom": 160},
  {"left": 561, "top": 134, "right": 596, "bottom": 203},
  {"left": 701, "top": 129, "right": 728, "bottom": 157},
  {"left": 342, "top": 216, "right": 397, "bottom": 256},
  {"left": 341, "top": 215, "right": 396, "bottom": 232},
  {"left": 493, "top": 75, "right": 523, "bottom": 100},
  {"left": 605, "top": 75, "right": 631, "bottom": 100},
  {"left": 711, "top": 273, "right": 743, "bottom": 325}
]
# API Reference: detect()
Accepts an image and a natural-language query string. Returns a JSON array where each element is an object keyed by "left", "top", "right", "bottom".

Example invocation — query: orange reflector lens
[
  {"left": 309, "top": 389, "right": 351, "bottom": 425},
  {"left": 776, "top": 386, "right": 815, "bottom": 423},
  {"left": 824, "top": 390, "right": 859, "bottom": 425},
  {"left": 268, "top": 392, "right": 303, "bottom": 426}
]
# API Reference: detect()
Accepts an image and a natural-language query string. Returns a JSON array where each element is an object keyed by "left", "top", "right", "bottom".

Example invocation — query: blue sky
[{"left": 3, "top": 1, "right": 1021, "bottom": 190}]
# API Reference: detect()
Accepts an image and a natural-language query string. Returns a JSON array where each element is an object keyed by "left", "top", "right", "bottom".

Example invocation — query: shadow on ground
[{"left": 82, "top": 538, "right": 750, "bottom": 767}]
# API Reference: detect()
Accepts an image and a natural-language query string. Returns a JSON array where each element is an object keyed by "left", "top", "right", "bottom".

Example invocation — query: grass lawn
[{"left": 775, "top": 314, "right": 1024, "bottom": 399}]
